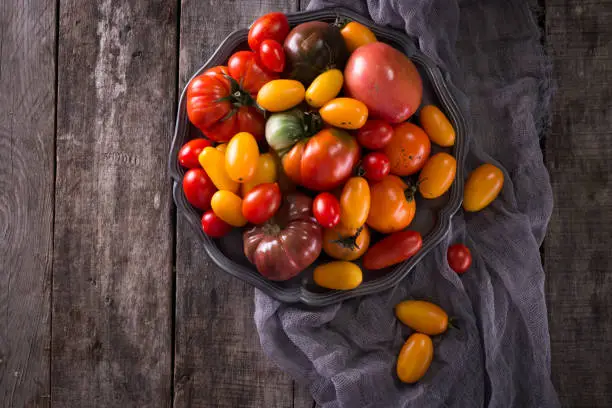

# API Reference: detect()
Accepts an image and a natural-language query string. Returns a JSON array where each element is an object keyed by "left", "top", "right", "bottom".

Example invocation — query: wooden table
[{"left": 1, "top": 0, "right": 610, "bottom": 407}]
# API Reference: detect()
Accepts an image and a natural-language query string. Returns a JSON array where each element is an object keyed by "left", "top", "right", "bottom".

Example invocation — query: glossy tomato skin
[
  {"left": 248, "top": 12, "right": 290, "bottom": 52},
  {"left": 396, "top": 333, "right": 433, "bottom": 384},
  {"left": 319, "top": 97, "right": 368, "bottom": 130},
  {"left": 198, "top": 147, "right": 239, "bottom": 193},
  {"left": 395, "top": 300, "right": 448, "bottom": 335},
  {"left": 356, "top": 119, "right": 393, "bottom": 149},
  {"left": 340, "top": 21, "right": 377, "bottom": 52},
  {"left": 305, "top": 69, "right": 344, "bottom": 108},
  {"left": 178, "top": 138, "right": 212, "bottom": 169},
  {"left": 313, "top": 192, "right": 341, "bottom": 228},
  {"left": 284, "top": 128, "right": 360, "bottom": 191},
  {"left": 259, "top": 39, "right": 285, "bottom": 73},
  {"left": 339, "top": 177, "right": 370, "bottom": 229},
  {"left": 225, "top": 132, "right": 259, "bottom": 183},
  {"left": 242, "top": 183, "right": 282, "bottom": 225},
  {"left": 362, "top": 230, "right": 422, "bottom": 270},
  {"left": 257, "top": 79, "right": 305, "bottom": 112},
  {"left": 242, "top": 153, "right": 278, "bottom": 196},
  {"left": 211, "top": 190, "right": 247, "bottom": 227},
  {"left": 384, "top": 122, "right": 431, "bottom": 176},
  {"left": 313, "top": 261, "right": 363, "bottom": 290},
  {"left": 463, "top": 164, "right": 504, "bottom": 212},
  {"left": 366, "top": 175, "right": 416, "bottom": 234},
  {"left": 420, "top": 105, "right": 456, "bottom": 147},
  {"left": 361, "top": 152, "right": 390, "bottom": 182},
  {"left": 418, "top": 152, "right": 457, "bottom": 199},
  {"left": 182, "top": 168, "right": 217, "bottom": 211},
  {"left": 345, "top": 42, "right": 422, "bottom": 123},
  {"left": 201, "top": 210, "right": 233, "bottom": 238},
  {"left": 447, "top": 244, "right": 472, "bottom": 274},
  {"left": 228, "top": 51, "right": 278, "bottom": 95}
]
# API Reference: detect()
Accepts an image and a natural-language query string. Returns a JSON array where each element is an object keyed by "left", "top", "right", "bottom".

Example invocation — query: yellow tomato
[
  {"left": 323, "top": 224, "right": 370, "bottom": 261},
  {"left": 305, "top": 69, "right": 344, "bottom": 108},
  {"left": 419, "top": 105, "right": 456, "bottom": 147},
  {"left": 418, "top": 152, "right": 456, "bottom": 199},
  {"left": 256, "top": 79, "right": 305, "bottom": 112},
  {"left": 463, "top": 163, "right": 504, "bottom": 212},
  {"left": 225, "top": 132, "right": 259, "bottom": 183},
  {"left": 211, "top": 190, "right": 247, "bottom": 227},
  {"left": 340, "top": 21, "right": 377, "bottom": 52},
  {"left": 339, "top": 177, "right": 370, "bottom": 229},
  {"left": 198, "top": 147, "right": 239, "bottom": 193},
  {"left": 313, "top": 261, "right": 363, "bottom": 290},
  {"left": 319, "top": 97, "right": 368, "bottom": 130},
  {"left": 241, "top": 153, "right": 278, "bottom": 196},
  {"left": 396, "top": 333, "right": 434, "bottom": 384},
  {"left": 395, "top": 300, "right": 449, "bottom": 335},
  {"left": 216, "top": 143, "right": 227, "bottom": 152}
]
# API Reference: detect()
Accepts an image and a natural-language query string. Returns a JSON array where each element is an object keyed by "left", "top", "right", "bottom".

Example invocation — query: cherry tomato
[
  {"left": 211, "top": 190, "right": 247, "bottom": 227},
  {"left": 178, "top": 138, "right": 212, "bottom": 169},
  {"left": 447, "top": 244, "right": 472, "bottom": 274},
  {"left": 259, "top": 39, "right": 285, "bottom": 73},
  {"left": 419, "top": 105, "right": 456, "bottom": 147},
  {"left": 366, "top": 175, "right": 416, "bottom": 234},
  {"left": 182, "top": 168, "right": 217, "bottom": 211},
  {"left": 339, "top": 177, "right": 370, "bottom": 229},
  {"left": 313, "top": 192, "right": 341, "bottom": 228},
  {"left": 201, "top": 210, "right": 233, "bottom": 238},
  {"left": 418, "top": 152, "right": 456, "bottom": 199},
  {"left": 242, "top": 183, "right": 282, "bottom": 224},
  {"left": 319, "top": 97, "right": 368, "bottom": 130},
  {"left": 227, "top": 51, "right": 278, "bottom": 95},
  {"left": 225, "top": 132, "right": 259, "bottom": 183},
  {"left": 198, "top": 147, "right": 239, "bottom": 193},
  {"left": 383, "top": 122, "right": 431, "bottom": 176},
  {"left": 313, "top": 261, "right": 363, "bottom": 290},
  {"left": 463, "top": 163, "right": 504, "bottom": 212},
  {"left": 305, "top": 69, "right": 344, "bottom": 108},
  {"left": 362, "top": 230, "right": 422, "bottom": 270},
  {"left": 395, "top": 300, "right": 449, "bottom": 335},
  {"left": 361, "top": 152, "right": 390, "bottom": 182},
  {"left": 340, "top": 21, "right": 377, "bottom": 52},
  {"left": 257, "top": 79, "right": 305, "bottom": 112},
  {"left": 323, "top": 224, "right": 370, "bottom": 261},
  {"left": 356, "top": 119, "right": 393, "bottom": 149},
  {"left": 248, "top": 12, "right": 290, "bottom": 52},
  {"left": 396, "top": 333, "right": 433, "bottom": 384},
  {"left": 241, "top": 153, "right": 278, "bottom": 196}
]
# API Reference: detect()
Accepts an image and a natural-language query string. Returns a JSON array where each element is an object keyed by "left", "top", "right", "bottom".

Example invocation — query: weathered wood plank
[
  {"left": 51, "top": 0, "right": 176, "bottom": 406},
  {"left": 545, "top": 1, "right": 612, "bottom": 407},
  {"left": 173, "top": 2, "right": 310, "bottom": 407},
  {"left": 0, "top": 0, "right": 56, "bottom": 406}
]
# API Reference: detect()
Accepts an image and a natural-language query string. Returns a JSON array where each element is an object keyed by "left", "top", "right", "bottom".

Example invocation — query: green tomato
[{"left": 265, "top": 108, "right": 322, "bottom": 155}]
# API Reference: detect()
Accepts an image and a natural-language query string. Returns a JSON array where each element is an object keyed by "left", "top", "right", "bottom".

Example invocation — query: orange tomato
[
  {"left": 396, "top": 333, "right": 434, "bottom": 383},
  {"left": 383, "top": 122, "right": 431, "bottom": 176},
  {"left": 366, "top": 175, "right": 416, "bottom": 233},
  {"left": 419, "top": 105, "right": 456, "bottom": 147},
  {"left": 418, "top": 152, "right": 456, "bottom": 199},
  {"left": 463, "top": 163, "right": 504, "bottom": 212},
  {"left": 340, "top": 21, "right": 377, "bottom": 52},
  {"left": 319, "top": 97, "right": 368, "bottom": 130},
  {"left": 395, "top": 300, "right": 449, "bottom": 335},
  {"left": 323, "top": 224, "right": 370, "bottom": 261}
]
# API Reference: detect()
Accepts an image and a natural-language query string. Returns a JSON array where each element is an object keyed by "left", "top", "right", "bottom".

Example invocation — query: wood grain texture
[
  {"left": 545, "top": 1, "right": 612, "bottom": 407},
  {"left": 51, "top": 0, "right": 176, "bottom": 406},
  {"left": 0, "top": 0, "right": 56, "bottom": 406},
  {"left": 173, "top": 1, "right": 312, "bottom": 407}
]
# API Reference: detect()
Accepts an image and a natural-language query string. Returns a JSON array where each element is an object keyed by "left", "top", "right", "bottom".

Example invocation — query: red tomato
[
  {"left": 383, "top": 122, "right": 431, "bottom": 176},
  {"left": 447, "top": 244, "right": 472, "bottom": 274},
  {"left": 178, "top": 138, "right": 212, "bottom": 169},
  {"left": 282, "top": 128, "right": 361, "bottom": 191},
  {"left": 186, "top": 67, "right": 265, "bottom": 142},
  {"left": 182, "top": 168, "right": 217, "bottom": 211},
  {"left": 201, "top": 210, "right": 233, "bottom": 238},
  {"left": 248, "top": 12, "right": 290, "bottom": 51},
  {"left": 259, "top": 39, "right": 285, "bottom": 73},
  {"left": 361, "top": 152, "right": 390, "bottom": 182},
  {"left": 356, "top": 119, "right": 393, "bottom": 149},
  {"left": 313, "top": 192, "right": 341, "bottom": 228},
  {"left": 242, "top": 183, "right": 282, "bottom": 224},
  {"left": 362, "top": 230, "right": 422, "bottom": 270},
  {"left": 228, "top": 51, "right": 278, "bottom": 95}
]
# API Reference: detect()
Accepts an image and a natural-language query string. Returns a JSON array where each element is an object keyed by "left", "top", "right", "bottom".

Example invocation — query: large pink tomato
[{"left": 344, "top": 42, "right": 423, "bottom": 123}]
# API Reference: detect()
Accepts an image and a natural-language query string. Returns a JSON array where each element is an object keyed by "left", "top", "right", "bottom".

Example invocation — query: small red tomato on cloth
[
  {"left": 361, "top": 152, "right": 391, "bottom": 182},
  {"left": 178, "top": 138, "right": 212, "bottom": 169},
  {"left": 312, "top": 192, "right": 341, "bottom": 228},
  {"left": 447, "top": 244, "right": 472, "bottom": 274},
  {"left": 201, "top": 210, "right": 232, "bottom": 238},
  {"left": 182, "top": 168, "right": 217, "bottom": 211},
  {"left": 259, "top": 39, "right": 285, "bottom": 73},
  {"left": 356, "top": 119, "right": 393, "bottom": 149},
  {"left": 242, "top": 183, "right": 282, "bottom": 224}
]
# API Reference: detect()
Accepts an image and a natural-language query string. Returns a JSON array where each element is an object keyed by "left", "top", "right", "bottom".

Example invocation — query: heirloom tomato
[
  {"left": 463, "top": 163, "right": 504, "bottom": 212},
  {"left": 396, "top": 333, "right": 433, "bottom": 384},
  {"left": 305, "top": 69, "right": 344, "bottom": 108},
  {"left": 242, "top": 183, "right": 282, "bottom": 225},
  {"left": 248, "top": 12, "right": 290, "bottom": 52},
  {"left": 340, "top": 21, "right": 377, "bottom": 52},
  {"left": 383, "top": 122, "right": 431, "bottom": 176},
  {"left": 225, "top": 132, "right": 259, "bottom": 183},
  {"left": 323, "top": 224, "right": 370, "bottom": 261},
  {"left": 367, "top": 175, "right": 416, "bottom": 234},
  {"left": 312, "top": 192, "right": 341, "bottom": 228},
  {"left": 418, "top": 152, "right": 456, "bottom": 199},
  {"left": 178, "top": 138, "right": 212, "bottom": 169},
  {"left": 313, "top": 261, "right": 363, "bottom": 290},
  {"left": 265, "top": 109, "right": 322, "bottom": 154},
  {"left": 419, "top": 105, "right": 455, "bottom": 147},
  {"left": 182, "top": 168, "right": 217, "bottom": 211},
  {"left": 319, "top": 97, "right": 368, "bottom": 130},
  {"left": 227, "top": 51, "right": 278, "bottom": 95},
  {"left": 395, "top": 300, "right": 448, "bottom": 335},
  {"left": 256, "top": 79, "right": 305, "bottom": 112}
]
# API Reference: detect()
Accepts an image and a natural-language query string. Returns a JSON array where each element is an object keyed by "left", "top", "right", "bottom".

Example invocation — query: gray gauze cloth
[{"left": 254, "top": 0, "right": 560, "bottom": 406}]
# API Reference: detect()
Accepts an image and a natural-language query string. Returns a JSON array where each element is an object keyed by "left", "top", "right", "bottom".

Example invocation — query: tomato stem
[
  {"left": 332, "top": 226, "right": 363, "bottom": 250},
  {"left": 404, "top": 179, "right": 422, "bottom": 202},
  {"left": 448, "top": 317, "right": 460, "bottom": 331}
]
